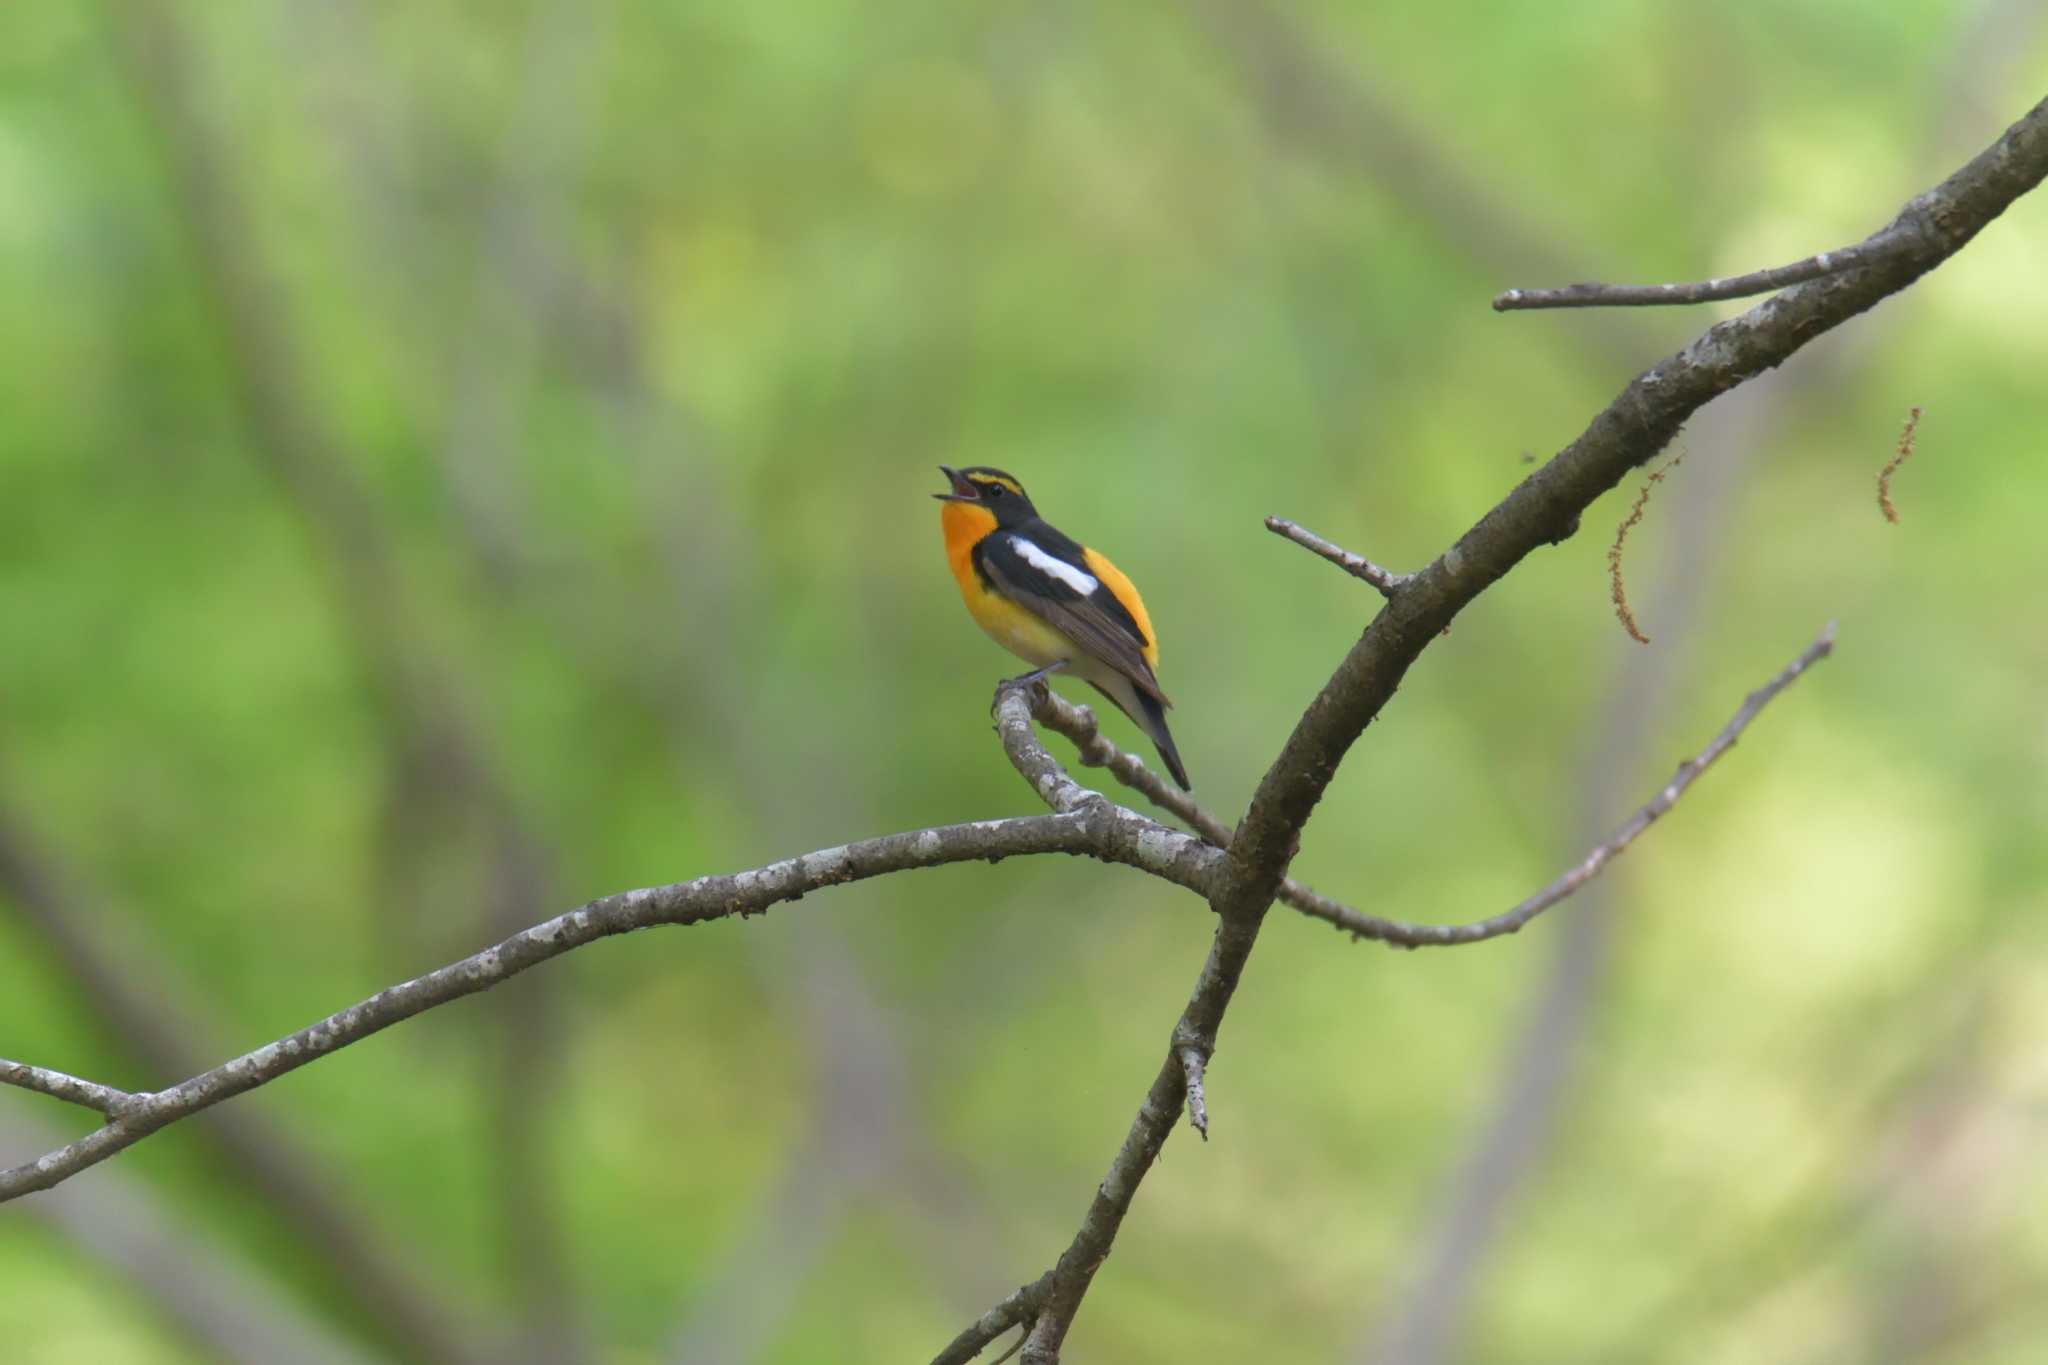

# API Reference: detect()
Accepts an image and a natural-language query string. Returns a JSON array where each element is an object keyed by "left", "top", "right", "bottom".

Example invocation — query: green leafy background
[{"left": 2, "top": 3, "right": 2044, "bottom": 1362}]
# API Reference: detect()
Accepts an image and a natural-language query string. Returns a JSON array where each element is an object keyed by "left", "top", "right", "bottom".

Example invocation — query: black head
[{"left": 933, "top": 465, "right": 1038, "bottom": 525}]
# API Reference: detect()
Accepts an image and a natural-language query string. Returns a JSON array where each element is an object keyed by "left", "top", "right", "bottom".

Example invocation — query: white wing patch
[{"left": 1010, "top": 536, "right": 1099, "bottom": 595}]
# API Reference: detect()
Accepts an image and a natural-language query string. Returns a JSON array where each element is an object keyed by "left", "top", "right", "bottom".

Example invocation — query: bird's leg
[
  {"left": 991, "top": 659, "right": 1067, "bottom": 715},
  {"left": 1004, "top": 659, "right": 1068, "bottom": 688}
]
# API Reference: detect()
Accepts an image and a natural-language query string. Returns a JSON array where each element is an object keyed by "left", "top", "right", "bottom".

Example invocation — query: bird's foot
[{"left": 990, "top": 660, "right": 1067, "bottom": 714}]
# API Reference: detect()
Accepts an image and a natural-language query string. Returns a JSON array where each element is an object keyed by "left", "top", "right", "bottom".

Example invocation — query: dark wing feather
[{"left": 974, "top": 527, "right": 1169, "bottom": 705}]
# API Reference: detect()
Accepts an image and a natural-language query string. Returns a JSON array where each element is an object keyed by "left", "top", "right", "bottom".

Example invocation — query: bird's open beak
[{"left": 933, "top": 465, "right": 978, "bottom": 502}]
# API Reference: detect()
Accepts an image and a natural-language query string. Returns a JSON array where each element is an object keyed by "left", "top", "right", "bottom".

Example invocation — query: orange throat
[{"left": 941, "top": 500, "right": 997, "bottom": 593}]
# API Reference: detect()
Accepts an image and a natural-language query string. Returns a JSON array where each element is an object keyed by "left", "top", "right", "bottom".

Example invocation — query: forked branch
[
  {"left": 935, "top": 93, "right": 2047, "bottom": 1362},
  {"left": 1024, "top": 625, "right": 1832, "bottom": 948},
  {"left": 0, "top": 1061, "right": 139, "bottom": 1119}
]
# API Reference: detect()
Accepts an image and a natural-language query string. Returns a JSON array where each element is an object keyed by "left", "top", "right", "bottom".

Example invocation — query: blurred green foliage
[{"left": 2, "top": 2, "right": 2045, "bottom": 1362}]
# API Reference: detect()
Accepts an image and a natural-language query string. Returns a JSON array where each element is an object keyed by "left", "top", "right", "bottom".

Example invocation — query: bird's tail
[
  {"left": 1092, "top": 678, "right": 1190, "bottom": 791},
  {"left": 1134, "top": 689, "right": 1192, "bottom": 791}
]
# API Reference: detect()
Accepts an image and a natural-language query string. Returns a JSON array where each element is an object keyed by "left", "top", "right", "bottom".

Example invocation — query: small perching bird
[{"left": 934, "top": 465, "right": 1190, "bottom": 790}]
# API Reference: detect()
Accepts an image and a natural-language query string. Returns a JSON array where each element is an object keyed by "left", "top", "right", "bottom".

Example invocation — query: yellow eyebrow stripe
[{"left": 975, "top": 475, "right": 1025, "bottom": 498}]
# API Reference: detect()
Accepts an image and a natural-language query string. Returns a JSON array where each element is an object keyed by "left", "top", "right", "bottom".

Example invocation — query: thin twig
[
  {"left": 1350, "top": 622, "right": 1833, "bottom": 947},
  {"left": 1493, "top": 240, "right": 1890, "bottom": 311},
  {"left": 930, "top": 1277, "right": 1052, "bottom": 1365},
  {"left": 1012, "top": 916, "right": 1263, "bottom": 1364},
  {"left": 1266, "top": 517, "right": 1411, "bottom": 597},
  {"left": 1023, "top": 687, "right": 1390, "bottom": 933},
  {"left": 0, "top": 1060, "right": 138, "bottom": 1118},
  {"left": 1024, "top": 689, "right": 1235, "bottom": 844},
  {"left": 985, "top": 680, "right": 1276, "bottom": 1360},
  {"left": 1609, "top": 451, "right": 1687, "bottom": 644},
  {"left": 987, "top": 1329, "right": 1029, "bottom": 1365},
  {"left": 1879, "top": 405, "right": 1924, "bottom": 523},
  {"left": 1026, "top": 623, "right": 1831, "bottom": 950}
]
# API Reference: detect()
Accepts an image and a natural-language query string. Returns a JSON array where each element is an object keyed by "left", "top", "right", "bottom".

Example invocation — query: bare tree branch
[
  {"left": 0, "top": 1061, "right": 138, "bottom": 1119},
  {"left": 1234, "top": 94, "right": 2045, "bottom": 890},
  {"left": 1024, "top": 693, "right": 1441, "bottom": 952},
  {"left": 1029, "top": 621, "right": 1831, "bottom": 951},
  {"left": 1359, "top": 382, "right": 1766, "bottom": 1363},
  {"left": 1022, "top": 686, "right": 1415, "bottom": 938},
  {"left": 977, "top": 620, "right": 1831, "bottom": 1358},
  {"left": 1379, "top": 40, "right": 2044, "bottom": 1357},
  {"left": 0, "top": 700, "right": 1224, "bottom": 1206},
  {"left": 944, "top": 677, "right": 1290, "bottom": 1360},
  {"left": 1490, "top": 91, "right": 2044, "bottom": 313},
  {"left": 1011, "top": 962, "right": 1248, "bottom": 1363},
  {"left": 1492, "top": 247, "right": 1886, "bottom": 311},
  {"left": 1265, "top": 517, "right": 1413, "bottom": 597},
  {"left": 932, "top": 1278, "right": 1052, "bottom": 1365},
  {"left": 1338, "top": 622, "right": 1833, "bottom": 947},
  {"left": 1022, "top": 688, "right": 1238, "bottom": 846},
  {"left": 0, "top": 813, "right": 1114, "bottom": 1199},
  {"left": 1169, "top": 26, "right": 1768, "bottom": 1356},
  {"left": 935, "top": 95, "right": 2048, "bottom": 1361}
]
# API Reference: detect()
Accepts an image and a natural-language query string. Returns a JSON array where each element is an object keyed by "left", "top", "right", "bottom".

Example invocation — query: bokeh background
[{"left": 3, "top": 3, "right": 2045, "bottom": 1362}]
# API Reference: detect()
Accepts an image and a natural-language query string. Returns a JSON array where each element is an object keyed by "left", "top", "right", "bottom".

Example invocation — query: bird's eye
[{"left": 984, "top": 483, "right": 1004, "bottom": 499}]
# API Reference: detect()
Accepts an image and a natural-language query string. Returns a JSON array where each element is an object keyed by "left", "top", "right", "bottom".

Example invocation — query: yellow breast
[{"left": 940, "top": 502, "right": 1080, "bottom": 667}]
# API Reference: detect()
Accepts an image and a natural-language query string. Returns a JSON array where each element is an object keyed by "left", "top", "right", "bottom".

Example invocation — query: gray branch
[
  {"left": 936, "top": 94, "right": 2048, "bottom": 1361},
  {"left": 0, "top": 1061, "right": 139, "bottom": 1118},
  {"left": 1491, "top": 96, "right": 2044, "bottom": 312},
  {"left": 1492, "top": 245, "right": 1887, "bottom": 311},
  {"left": 1025, "top": 624, "right": 1830, "bottom": 951},
  {"left": 1286, "top": 623, "right": 1835, "bottom": 947},
  {"left": 1020, "top": 685, "right": 1398, "bottom": 930},
  {"left": 947, "top": 622, "right": 1833, "bottom": 1355},
  {"left": 1265, "top": 517, "right": 1413, "bottom": 597},
  {"left": 1, "top": 715, "right": 1222, "bottom": 1203}
]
